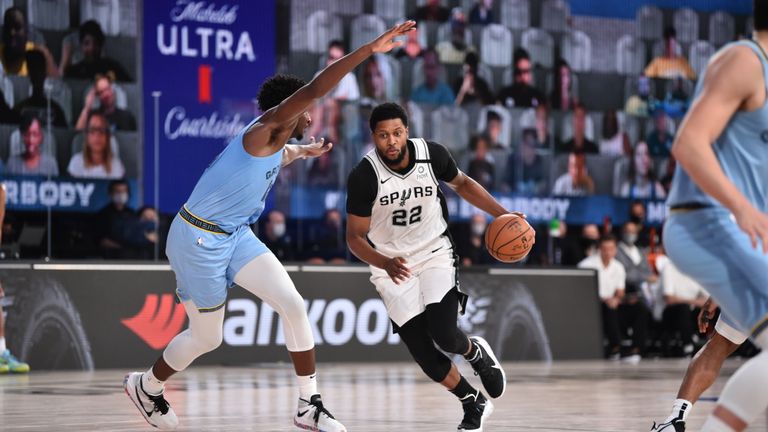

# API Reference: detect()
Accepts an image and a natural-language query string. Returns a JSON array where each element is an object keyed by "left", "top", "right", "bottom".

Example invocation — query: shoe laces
[
  {"left": 146, "top": 392, "right": 170, "bottom": 415},
  {"left": 308, "top": 396, "right": 335, "bottom": 424}
]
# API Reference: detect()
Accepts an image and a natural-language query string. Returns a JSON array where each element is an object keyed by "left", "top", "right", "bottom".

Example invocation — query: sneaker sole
[
  {"left": 471, "top": 336, "right": 507, "bottom": 399},
  {"left": 294, "top": 418, "right": 345, "bottom": 432}
]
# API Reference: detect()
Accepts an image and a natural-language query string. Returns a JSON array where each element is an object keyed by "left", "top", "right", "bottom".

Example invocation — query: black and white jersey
[{"left": 346, "top": 138, "right": 459, "bottom": 257}]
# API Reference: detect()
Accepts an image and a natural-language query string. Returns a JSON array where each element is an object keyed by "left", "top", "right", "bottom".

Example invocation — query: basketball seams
[{"left": 485, "top": 214, "right": 534, "bottom": 263}]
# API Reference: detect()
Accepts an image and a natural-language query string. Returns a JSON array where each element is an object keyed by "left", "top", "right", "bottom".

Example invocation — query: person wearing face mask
[
  {"left": 562, "top": 223, "right": 601, "bottom": 265},
  {"left": 629, "top": 201, "right": 652, "bottom": 249},
  {"left": 458, "top": 213, "right": 494, "bottom": 266},
  {"left": 307, "top": 209, "right": 347, "bottom": 263},
  {"left": 613, "top": 221, "right": 655, "bottom": 363},
  {"left": 95, "top": 179, "right": 137, "bottom": 258},
  {"left": 260, "top": 210, "right": 295, "bottom": 262}
]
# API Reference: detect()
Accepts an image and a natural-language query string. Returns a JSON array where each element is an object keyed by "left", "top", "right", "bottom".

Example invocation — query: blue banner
[
  {"left": 3, "top": 176, "right": 139, "bottom": 212},
  {"left": 570, "top": 0, "right": 752, "bottom": 19},
  {"left": 142, "top": 0, "right": 276, "bottom": 213},
  {"left": 283, "top": 187, "right": 669, "bottom": 226}
]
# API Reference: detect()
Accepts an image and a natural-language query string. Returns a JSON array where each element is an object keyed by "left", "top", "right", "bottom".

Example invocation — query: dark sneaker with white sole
[
  {"left": 457, "top": 391, "right": 494, "bottom": 431},
  {"left": 467, "top": 336, "right": 506, "bottom": 398},
  {"left": 651, "top": 419, "right": 686, "bottom": 431}
]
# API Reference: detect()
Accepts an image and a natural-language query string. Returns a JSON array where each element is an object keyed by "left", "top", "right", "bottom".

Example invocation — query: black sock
[
  {"left": 463, "top": 339, "right": 479, "bottom": 362},
  {"left": 450, "top": 376, "right": 478, "bottom": 403}
]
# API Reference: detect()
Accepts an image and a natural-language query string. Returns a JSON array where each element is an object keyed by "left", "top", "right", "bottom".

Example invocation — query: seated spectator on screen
[
  {"left": 95, "top": 179, "right": 136, "bottom": 258},
  {"left": 646, "top": 108, "right": 673, "bottom": 157},
  {"left": 557, "top": 103, "right": 598, "bottom": 154},
  {"left": 119, "top": 206, "right": 160, "bottom": 259},
  {"left": 644, "top": 27, "right": 696, "bottom": 81},
  {"left": 6, "top": 112, "right": 58, "bottom": 176},
  {"left": 624, "top": 75, "right": 655, "bottom": 117},
  {"left": 411, "top": 49, "right": 455, "bottom": 106},
  {"left": 260, "top": 210, "right": 295, "bottom": 262},
  {"left": 412, "top": 0, "right": 450, "bottom": 23},
  {"left": 506, "top": 128, "right": 545, "bottom": 194},
  {"left": 76, "top": 73, "right": 137, "bottom": 131},
  {"left": 64, "top": 20, "right": 132, "bottom": 82},
  {"left": 469, "top": 0, "right": 495, "bottom": 25},
  {"left": 0, "top": 7, "right": 58, "bottom": 77},
  {"left": 308, "top": 40, "right": 360, "bottom": 143},
  {"left": 577, "top": 234, "right": 626, "bottom": 359},
  {"left": 395, "top": 27, "right": 423, "bottom": 60},
  {"left": 306, "top": 209, "right": 347, "bottom": 263},
  {"left": 436, "top": 8, "right": 475, "bottom": 65},
  {"left": 453, "top": 52, "right": 493, "bottom": 106},
  {"left": 466, "top": 134, "right": 495, "bottom": 190},
  {"left": 660, "top": 154, "right": 676, "bottom": 195},
  {"left": 483, "top": 110, "right": 505, "bottom": 148},
  {"left": 496, "top": 48, "right": 544, "bottom": 108},
  {"left": 459, "top": 213, "right": 495, "bottom": 265},
  {"left": 550, "top": 58, "right": 576, "bottom": 111},
  {"left": 68, "top": 111, "right": 125, "bottom": 179},
  {"left": 598, "top": 111, "right": 630, "bottom": 157},
  {"left": 12, "top": 50, "right": 67, "bottom": 127},
  {"left": 533, "top": 104, "right": 554, "bottom": 150},
  {"left": 360, "top": 57, "right": 388, "bottom": 107},
  {"left": 618, "top": 141, "right": 666, "bottom": 199},
  {"left": 628, "top": 201, "right": 652, "bottom": 249},
  {"left": 552, "top": 151, "right": 594, "bottom": 196},
  {"left": 660, "top": 76, "right": 691, "bottom": 119}
]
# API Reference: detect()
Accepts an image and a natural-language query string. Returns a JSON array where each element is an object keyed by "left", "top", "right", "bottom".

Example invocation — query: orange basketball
[{"left": 484, "top": 214, "right": 535, "bottom": 263}]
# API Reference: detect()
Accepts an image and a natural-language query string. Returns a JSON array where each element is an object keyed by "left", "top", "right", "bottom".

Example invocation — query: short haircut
[
  {"left": 756, "top": 0, "right": 768, "bottom": 31},
  {"left": 19, "top": 111, "right": 41, "bottom": 133},
  {"left": 599, "top": 233, "right": 617, "bottom": 245},
  {"left": 486, "top": 110, "right": 501, "bottom": 123},
  {"left": 256, "top": 74, "right": 307, "bottom": 112},
  {"left": 328, "top": 39, "right": 345, "bottom": 51},
  {"left": 108, "top": 179, "right": 129, "bottom": 193},
  {"left": 79, "top": 20, "right": 106, "bottom": 46},
  {"left": 369, "top": 102, "right": 408, "bottom": 132}
]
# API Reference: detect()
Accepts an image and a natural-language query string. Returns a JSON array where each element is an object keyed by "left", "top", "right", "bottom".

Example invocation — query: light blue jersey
[
  {"left": 664, "top": 40, "right": 768, "bottom": 338},
  {"left": 667, "top": 40, "right": 768, "bottom": 211},
  {"left": 166, "top": 118, "right": 284, "bottom": 311},
  {"left": 185, "top": 118, "right": 283, "bottom": 233}
]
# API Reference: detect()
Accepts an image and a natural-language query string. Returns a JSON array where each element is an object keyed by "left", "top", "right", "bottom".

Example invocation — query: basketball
[{"left": 484, "top": 214, "right": 535, "bottom": 263}]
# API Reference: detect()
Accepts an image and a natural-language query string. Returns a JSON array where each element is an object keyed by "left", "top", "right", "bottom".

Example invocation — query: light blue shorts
[
  {"left": 664, "top": 207, "right": 768, "bottom": 339},
  {"left": 165, "top": 214, "right": 269, "bottom": 311}
]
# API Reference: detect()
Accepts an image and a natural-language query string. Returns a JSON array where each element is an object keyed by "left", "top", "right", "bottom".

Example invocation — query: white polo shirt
[
  {"left": 578, "top": 254, "right": 626, "bottom": 300},
  {"left": 656, "top": 254, "right": 708, "bottom": 302}
]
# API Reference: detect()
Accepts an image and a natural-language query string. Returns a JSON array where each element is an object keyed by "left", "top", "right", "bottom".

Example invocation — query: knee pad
[{"left": 716, "top": 350, "right": 768, "bottom": 425}]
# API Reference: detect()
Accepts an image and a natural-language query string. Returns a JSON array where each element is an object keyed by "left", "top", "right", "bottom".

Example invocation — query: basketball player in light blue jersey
[
  {"left": 123, "top": 21, "right": 416, "bottom": 431},
  {"left": 663, "top": 2, "right": 768, "bottom": 431}
]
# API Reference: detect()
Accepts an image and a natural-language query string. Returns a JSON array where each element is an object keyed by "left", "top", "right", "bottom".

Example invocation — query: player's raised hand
[
  {"left": 384, "top": 256, "right": 411, "bottom": 285},
  {"left": 734, "top": 204, "right": 768, "bottom": 253},
  {"left": 697, "top": 297, "right": 718, "bottom": 334},
  {"left": 303, "top": 136, "right": 333, "bottom": 159},
  {"left": 369, "top": 21, "right": 416, "bottom": 54}
]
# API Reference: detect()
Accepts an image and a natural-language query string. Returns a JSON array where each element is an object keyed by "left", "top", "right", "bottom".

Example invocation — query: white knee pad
[
  {"left": 163, "top": 301, "right": 225, "bottom": 371},
  {"left": 714, "top": 350, "right": 768, "bottom": 427},
  {"left": 234, "top": 253, "right": 315, "bottom": 352}
]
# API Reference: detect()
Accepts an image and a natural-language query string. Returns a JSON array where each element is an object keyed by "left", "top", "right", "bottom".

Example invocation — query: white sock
[
  {"left": 297, "top": 373, "right": 318, "bottom": 399},
  {"left": 701, "top": 415, "right": 737, "bottom": 432},
  {"left": 0, "top": 337, "right": 6, "bottom": 352},
  {"left": 665, "top": 398, "right": 693, "bottom": 423},
  {"left": 142, "top": 367, "right": 166, "bottom": 396}
]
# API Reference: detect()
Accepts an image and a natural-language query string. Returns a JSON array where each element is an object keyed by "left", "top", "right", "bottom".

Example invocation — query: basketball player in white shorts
[{"left": 346, "top": 102, "right": 531, "bottom": 432}]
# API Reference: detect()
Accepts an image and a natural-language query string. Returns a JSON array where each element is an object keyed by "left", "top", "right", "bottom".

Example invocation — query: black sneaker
[
  {"left": 467, "top": 336, "right": 507, "bottom": 398},
  {"left": 457, "top": 391, "right": 494, "bottom": 431},
  {"left": 651, "top": 419, "right": 686, "bottom": 431}
]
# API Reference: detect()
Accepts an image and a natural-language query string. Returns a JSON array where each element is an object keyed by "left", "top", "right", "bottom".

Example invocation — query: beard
[{"left": 378, "top": 145, "right": 407, "bottom": 166}]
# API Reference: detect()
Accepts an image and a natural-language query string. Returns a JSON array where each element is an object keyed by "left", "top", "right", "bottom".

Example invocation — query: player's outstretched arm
[
  {"left": 672, "top": 45, "right": 768, "bottom": 251},
  {"left": 346, "top": 214, "right": 411, "bottom": 284},
  {"left": 446, "top": 171, "right": 508, "bottom": 218},
  {"left": 259, "top": 21, "right": 415, "bottom": 130},
  {"left": 282, "top": 136, "right": 332, "bottom": 167}
]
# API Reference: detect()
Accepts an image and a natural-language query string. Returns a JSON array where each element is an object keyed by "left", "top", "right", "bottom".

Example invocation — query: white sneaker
[
  {"left": 622, "top": 354, "right": 642, "bottom": 365},
  {"left": 294, "top": 394, "right": 346, "bottom": 432},
  {"left": 124, "top": 372, "right": 179, "bottom": 430}
]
